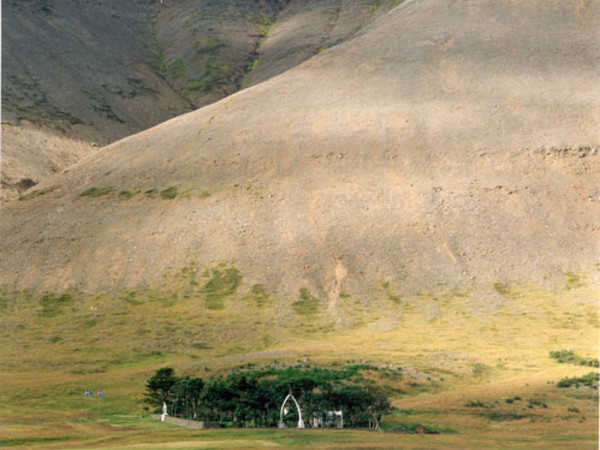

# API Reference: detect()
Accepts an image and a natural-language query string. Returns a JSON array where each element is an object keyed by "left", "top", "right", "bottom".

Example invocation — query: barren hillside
[
  {"left": 1, "top": 0, "right": 599, "bottom": 304},
  {"left": 1, "top": 0, "right": 396, "bottom": 201}
]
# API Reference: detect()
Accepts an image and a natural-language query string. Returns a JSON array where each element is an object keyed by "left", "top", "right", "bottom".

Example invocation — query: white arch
[{"left": 278, "top": 393, "right": 305, "bottom": 428}]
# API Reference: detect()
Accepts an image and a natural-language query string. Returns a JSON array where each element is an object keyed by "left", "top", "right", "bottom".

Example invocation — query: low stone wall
[{"left": 151, "top": 415, "right": 210, "bottom": 429}]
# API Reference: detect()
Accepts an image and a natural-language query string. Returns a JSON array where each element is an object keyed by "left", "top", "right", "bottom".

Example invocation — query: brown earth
[{"left": 1, "top": 0, "right": 599, "bottom": 301}]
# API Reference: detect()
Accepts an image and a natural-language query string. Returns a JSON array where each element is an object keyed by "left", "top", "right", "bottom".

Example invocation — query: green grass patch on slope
[
  {"left": 183, "top": 62, "right": 229, "bottom": 96},
  {"left": 39, "top": 292, "right": 74, "bottom": 318},
  {"left": 292, "top": 288, "right": 322, "bottom": 316},
  {"left": 201, "top": 266, "right": 242, "bottom": 310}
]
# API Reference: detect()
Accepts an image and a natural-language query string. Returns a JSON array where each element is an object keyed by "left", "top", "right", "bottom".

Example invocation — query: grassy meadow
[{"left": 0, "top": 265, "right": 598, "bottom": 448}]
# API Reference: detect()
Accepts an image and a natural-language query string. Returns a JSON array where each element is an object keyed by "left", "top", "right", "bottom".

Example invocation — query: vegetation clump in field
[
  {"left": 556, "top": 372, "right": 599, "bottom": 389},
  {"left": 159, "top": 186, "right": 179, "bottom": 199},
  {"left": 145, "top": 364, "right": 392, "bottom": 429},
  {"left": 549, "top": 349, "right": 599, "bottom": 367},
  {"left": 80, "top": 186, "right": 114, "bottom": 197},
  {"left": 18, "top": 185, "right": 60, "bottom": 201}
]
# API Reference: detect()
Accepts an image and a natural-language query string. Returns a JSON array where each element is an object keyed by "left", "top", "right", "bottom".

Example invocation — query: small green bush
[
  {"left": 119, "top": 190, "right": 136, "bottom": 199},
  {"left": 549, "top": 349, "right": 599, "bottom": 367},
  {"left": 80, "top": 186, "right": 114, "bottom": 197},
  {"left": 19, "top": 185, "right": 60, "bottom": 201},
  {"left": 528, "top": 398, "right": 548, "bottom": 408},
  {"left": 557, "top": 372, "right": 599, "bottom": 389},
  {"left": 160, "top": 186, "right": 178, "bottom": 199},
  {"left": 465, "top": 400, "right": 486, "bottom": 408}
]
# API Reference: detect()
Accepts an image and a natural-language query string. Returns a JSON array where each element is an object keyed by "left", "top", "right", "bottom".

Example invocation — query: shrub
[
  {"left": 465, "top": 400, "right": 486, "bottom": 408},
  {"left": 549, "top": 349, "right": 599, "bottom": 367},
  {"left": 557, "top": 372, "right": 599, "bottom": 389},
  {"left": 18, "top": 185, "right": 59, "bottom": 201},
  {"left": 119, "top": 190, "right": 136, "bottom": 199},
  {"left": 160, "top": 186, "right": 178, "bottom": 199},
  {"left": 528, "top": 398, "right": 547, "bottom": 408},
  {"left": 80, "top": 186, "right": 114, "bottom": 197}
]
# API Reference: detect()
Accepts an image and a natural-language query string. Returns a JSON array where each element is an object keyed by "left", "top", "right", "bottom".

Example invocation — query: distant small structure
[
  {"left": 311, "top": 410, "right": 343, "bottom": 428},
  {"left": 161, "top": 401, "right": 168, "bottom": 422},
  {"left": 278, "top": 393, "right": 305, "bottom": 428}
]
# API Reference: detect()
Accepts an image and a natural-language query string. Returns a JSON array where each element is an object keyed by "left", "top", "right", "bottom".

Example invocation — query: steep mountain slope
[
  {"left": 1, "top": 0, "right": 396, "bottom": 202},
  {"left": 0, "top": 123, "right": 96, "bottom": 203},
  {"left": 2, "top": 0, "right": 190, "bottom": 143},
  {"left": 1, "top": 0, "right": 598, "bottom": 304}
]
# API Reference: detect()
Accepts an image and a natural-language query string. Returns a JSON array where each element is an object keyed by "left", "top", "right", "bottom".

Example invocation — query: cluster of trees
[{"left": 145, "top": 364, "right": 392, "bottom": 429}]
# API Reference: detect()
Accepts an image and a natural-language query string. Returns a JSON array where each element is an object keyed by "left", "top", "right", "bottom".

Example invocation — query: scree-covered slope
[{"left": 1, "top": 0, "right": 598, "bottom": 302}]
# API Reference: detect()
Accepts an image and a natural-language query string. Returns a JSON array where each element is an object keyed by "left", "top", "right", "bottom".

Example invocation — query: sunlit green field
[{"left": 1, "top": 268, "right": 598, "bottom": 448}]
